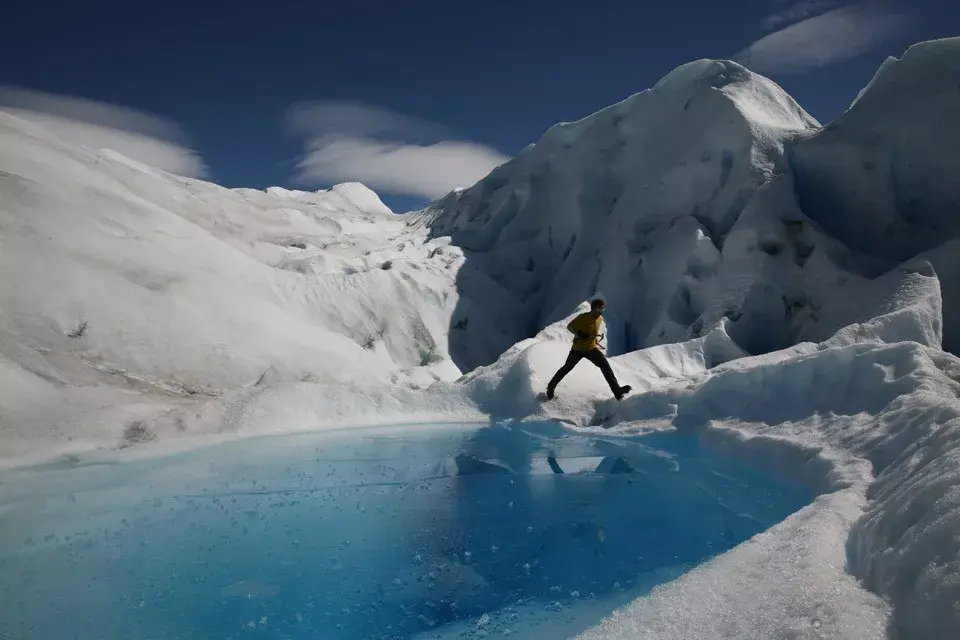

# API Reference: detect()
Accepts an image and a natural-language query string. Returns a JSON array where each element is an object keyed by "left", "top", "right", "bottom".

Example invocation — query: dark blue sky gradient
[{"left": 1, "top": 0, "right": 956, "bottom": 211}]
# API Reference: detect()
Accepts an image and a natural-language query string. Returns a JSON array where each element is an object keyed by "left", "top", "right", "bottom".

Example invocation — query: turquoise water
[{"left": 0, "top": 421, "right": 812, "bottom": 639}]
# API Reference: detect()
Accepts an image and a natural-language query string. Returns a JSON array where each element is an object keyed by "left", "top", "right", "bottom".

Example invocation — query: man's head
[{"left": 590, "top": 298, "right": 606, "bottom": 316}]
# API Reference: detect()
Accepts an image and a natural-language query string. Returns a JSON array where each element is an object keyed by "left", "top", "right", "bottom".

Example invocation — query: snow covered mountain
[
  {"left": 0, "top": 111, "right": 480, "bottom": 459},
  {"left": 419, "top": 45, "right": 949, "bottom": 372},
  {"left": 790, "top": 38, "right": 960, "bottom": 351},
  {"left": 1, "top": 36, "right": 959, "bottom": 640},
  {"left": 419, "top": 57, "right": 820, "bottom": 369}
]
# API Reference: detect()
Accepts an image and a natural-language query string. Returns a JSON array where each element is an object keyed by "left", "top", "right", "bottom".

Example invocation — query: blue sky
[{"left": 1, "top": 0, "right": 955, "bottom": 212}]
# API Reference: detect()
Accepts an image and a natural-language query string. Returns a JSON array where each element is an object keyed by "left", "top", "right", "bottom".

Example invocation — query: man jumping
[{"left": 545, "top": 297, "right": 631, "bottom": 401}]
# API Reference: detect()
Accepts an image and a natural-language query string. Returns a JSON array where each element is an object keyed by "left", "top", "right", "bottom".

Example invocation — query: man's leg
[
  {"left": 584, "top": 349, "right": 626, "bottom": 397},
  {"left": 546, "top": 350, "right": 585, "bottom": 398}
]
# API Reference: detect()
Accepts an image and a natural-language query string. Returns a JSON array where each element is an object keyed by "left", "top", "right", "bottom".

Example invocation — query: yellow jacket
[{"left": 567, "top": 312, "right": 603, "bottom": 352}]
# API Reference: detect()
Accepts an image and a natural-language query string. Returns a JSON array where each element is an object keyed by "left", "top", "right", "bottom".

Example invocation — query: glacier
[{"left": 1, "top": 36, "right": 960, "bottom": 640}]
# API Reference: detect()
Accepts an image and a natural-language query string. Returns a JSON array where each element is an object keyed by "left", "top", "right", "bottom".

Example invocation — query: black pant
[{"left": 547, "top": 348, "right": 621, "bottom": 394}]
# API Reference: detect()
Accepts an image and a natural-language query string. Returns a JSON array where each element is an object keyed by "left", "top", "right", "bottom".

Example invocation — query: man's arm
[{"left": 567, "top": 314, "right": 590, "bottom": 339}]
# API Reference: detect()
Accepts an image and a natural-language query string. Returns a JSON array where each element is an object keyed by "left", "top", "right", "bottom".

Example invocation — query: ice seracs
[
  {"left": 421, "top": 39, "right": 960, "bottom": 372},
  {"left": 417, "top": 57, "right": 823, "bottom": 371}
]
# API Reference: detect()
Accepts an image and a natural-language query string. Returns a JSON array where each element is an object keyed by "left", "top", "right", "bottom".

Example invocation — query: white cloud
[
  {"left": 761, "top": 0, "right": 839, "bottom": 31},
  {"left": 296, "top": 137, "right": 509, "bottom": 200},
  {"left": 737, "top": 1, "right": 912, "bottom": 75},
  {"left": 286, "top": 100, "right": 449, "bottom": 142},
  {"left": 284, "top": 101, "right": 509, "bottom": 200},
  {"left": 0, "top": 86, "right": 207, "bottom": 178}
]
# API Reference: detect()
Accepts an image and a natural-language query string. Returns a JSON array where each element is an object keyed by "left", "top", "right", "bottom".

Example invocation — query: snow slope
[
  {"left": 418, "top": 43, "right": 959, "bottom": 370},
  {"left": 2, "top": 36, "right": 960, "bottom": 640},
  {"left": 0, "top": 110, "right": 478, "bottom": 459},
  {"left": 789, "top": 38, "right": 960, "bottom": 353},
  {"left": 416, "top": 58, "right": 822, "bottom": 370}
]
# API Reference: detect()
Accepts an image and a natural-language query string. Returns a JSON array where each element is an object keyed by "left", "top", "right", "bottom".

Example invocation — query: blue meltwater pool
[{"left": 0, "top": 421, "right": 813, "bottom": 639}]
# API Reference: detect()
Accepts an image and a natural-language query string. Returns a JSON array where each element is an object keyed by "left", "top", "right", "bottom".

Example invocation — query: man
[{"left": 545, "top": 297, "right": 631, "bottom": 401}]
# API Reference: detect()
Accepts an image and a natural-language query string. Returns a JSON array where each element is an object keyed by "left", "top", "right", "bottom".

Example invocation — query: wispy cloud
[
  {"left": 737, "top": 1, "right": 912, "bottom": 75},
  {"left": 284, "top": 101, "right": 509, "bottom": 200},
  {"left": 0, "top": 86, "right": 207, "bottom": 178},
  {"left": 761, "top": 0, "right": 839, "bottom": 31}
]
